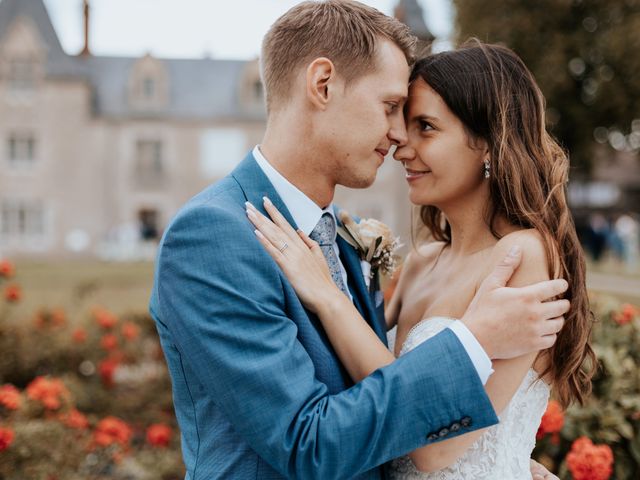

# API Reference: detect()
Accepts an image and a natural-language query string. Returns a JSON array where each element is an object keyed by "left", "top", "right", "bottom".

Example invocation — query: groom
[{"left": 150, "top": 1, "right": 566, "bottom": 478}]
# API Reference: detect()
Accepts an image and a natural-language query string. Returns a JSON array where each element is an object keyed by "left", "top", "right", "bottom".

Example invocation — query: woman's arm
[{"left": 408, "top": 230, "right": 552, "bottom": 472}]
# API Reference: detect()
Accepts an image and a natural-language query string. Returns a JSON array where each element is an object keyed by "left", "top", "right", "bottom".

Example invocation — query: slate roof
[{"left": 0, "top": 0, "right": 262, "bottom": 121}]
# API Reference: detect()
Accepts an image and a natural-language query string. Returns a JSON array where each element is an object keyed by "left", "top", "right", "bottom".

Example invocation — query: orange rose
[
  {"left": 61, "top": 408, "right": 89, "bottom": 430},
  {"left": 93, "top": 308, "right": 118, "bottom": 329},
  {"left": 121, "top": 322, "right": 140, "bottom": 341},
  {"left": 94, "top": 416, "right": 132, "bottom": 447},
  {"left": 100, "top": 333, "right": 118, "bottom": 351},
  {"left": 613, "top": 303, "right": 637, "bottom": 325},
  {"left": 72, "top": 328, "right": 88, "bottom": 344},
  {"left": 0, "top": 259, "right": 15, "bottom": 278},
  {"left": 566, "top": 436, "right": 613, "bottom": 480},
  {"left": 536, "top": 400, "right": 564, "bottom": 439},
  {"left": 4, "top": 284, "right": 21, "bottom": 302},
  {"left": 26, "top": 376, "right": 71, "bottom": 411},
  {"left": 146, "top": 423, "right": 172, "bottom": 448},
  {"left": 0, "top": 384, "right": 21, "bottom": 410}
]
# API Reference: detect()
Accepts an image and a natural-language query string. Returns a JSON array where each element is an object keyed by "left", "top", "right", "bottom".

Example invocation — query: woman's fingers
[
  {"left": 254, "top": 228, "right": 285, "bottom": 265},
  {"left": 245, "top": 203, "right": 288, "bottom": 249},
  {"left": 263, "top": 197, "right": 300, "bottom": 241}
]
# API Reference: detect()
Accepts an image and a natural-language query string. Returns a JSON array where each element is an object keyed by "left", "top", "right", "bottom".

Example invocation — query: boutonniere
[{"left": 337, "top": 211, "right": 401, "bottom": 287}]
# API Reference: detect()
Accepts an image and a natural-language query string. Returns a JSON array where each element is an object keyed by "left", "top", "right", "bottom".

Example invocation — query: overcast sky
[{"left": 39, "top": 0, "right": 454, "bottom": 59}]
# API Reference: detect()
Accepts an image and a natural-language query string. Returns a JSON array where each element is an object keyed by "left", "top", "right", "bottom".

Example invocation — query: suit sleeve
[{"left": 153, "top": 202, "right": 498, "bottom": 479}]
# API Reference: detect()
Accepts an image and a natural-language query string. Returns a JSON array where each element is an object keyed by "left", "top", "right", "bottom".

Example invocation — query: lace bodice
[{"left": 388, "top": 317, "right": 550, "bottom": 480}]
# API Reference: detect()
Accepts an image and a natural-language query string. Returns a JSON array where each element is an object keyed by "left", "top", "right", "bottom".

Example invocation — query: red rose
[
  {"left": 146, "top": 423, "right": 172, "bottom": 448},
  {"left": 0, "top": 427, "right": 15, "bottom": 451},
  {"left": 98, "top": 358, "right": 119, "bottom": 387}
]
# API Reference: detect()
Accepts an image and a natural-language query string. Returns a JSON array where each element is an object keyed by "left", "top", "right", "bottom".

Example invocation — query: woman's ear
[{"left": 305, "top": 57, "right": 337, "bottom": 110}]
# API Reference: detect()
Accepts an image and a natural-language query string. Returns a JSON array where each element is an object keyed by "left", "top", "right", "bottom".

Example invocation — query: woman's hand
[{"left": 245, "top": 197, "right": 343, "bottom": 313}]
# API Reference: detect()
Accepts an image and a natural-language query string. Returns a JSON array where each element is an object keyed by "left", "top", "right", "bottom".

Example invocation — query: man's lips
[{"left": 375, "top": 148, "right": 389, "bottom": 159}]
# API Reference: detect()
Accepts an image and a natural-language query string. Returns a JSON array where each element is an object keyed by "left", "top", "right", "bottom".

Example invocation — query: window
[
  {"left": 0, "top": 199, "right": 45, "bottom": 238},
  {"left": 254, "top": 79, "right": 263, "bottom": 101},
  {"left": 142, "top": 77, "right": 156, "bottom": 99},
  {"left": 8, "top": 58, "right": 37, "bottom": 92},
  {"left": 7, "top": 134, "right": 36, "bottom": 167},
  {"left": 200, "top": 129, "right": 247, "bottom": 178},
  {"left": 135, "top": 140, "right": 164, "bottom": 188}
]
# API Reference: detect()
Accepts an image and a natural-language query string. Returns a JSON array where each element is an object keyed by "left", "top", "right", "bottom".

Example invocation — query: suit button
[
  {"left": 427, "top": 433, "right": 439, "bottom": 441},
  {"left": 438, "top": 428, "right": 449, "bottom": 437},
  {"left": 450, "top": 423, "right": 461, "bottom": 432},
  {"left": 461, "top": 416, "right": 472, "bottom": 427}
]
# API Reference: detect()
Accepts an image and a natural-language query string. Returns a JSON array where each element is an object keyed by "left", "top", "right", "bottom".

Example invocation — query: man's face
[{"left": 319, "top": 40, "right": 410, "bottom": 189}]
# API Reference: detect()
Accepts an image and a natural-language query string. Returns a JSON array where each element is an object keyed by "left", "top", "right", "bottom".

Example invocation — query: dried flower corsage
[{"left": 337, "top": 211, "right": 401, "bottom": 286}]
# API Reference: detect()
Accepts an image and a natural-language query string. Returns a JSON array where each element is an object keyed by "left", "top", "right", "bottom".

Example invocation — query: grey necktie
[{"left": 309, "top": 213, "right": 350, "bottom": 297}]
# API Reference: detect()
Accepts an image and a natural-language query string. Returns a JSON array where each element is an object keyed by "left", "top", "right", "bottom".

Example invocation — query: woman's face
[{"left": 394, "top": 77, "right": 489, "bottom": 208}]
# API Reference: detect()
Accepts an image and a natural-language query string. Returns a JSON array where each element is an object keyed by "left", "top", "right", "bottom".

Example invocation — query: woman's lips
[{"left": 405, "top": 167, "right": 431, "bottom": 181}]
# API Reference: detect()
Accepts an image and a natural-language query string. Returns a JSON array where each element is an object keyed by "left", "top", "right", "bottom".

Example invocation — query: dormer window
[
  {"left": 8, "top": 57, "right": 37, "bottom": 92},
  {"left": 128, "top": 55, "right": 168, "bottom": 112},
  {"left": 143, "top": 77, "right": 156, "bottom": 99},
  {"left": 253, "top": 79, "right": 263, "bottom": 101}
]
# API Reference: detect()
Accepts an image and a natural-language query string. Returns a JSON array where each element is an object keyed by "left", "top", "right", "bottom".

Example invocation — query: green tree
[{"left": 453, "top": 0, "right": 640, "bottom": 175}]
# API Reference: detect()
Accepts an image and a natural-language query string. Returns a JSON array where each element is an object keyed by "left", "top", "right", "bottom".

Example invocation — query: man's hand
[
  {"left": 461, "top": 246, "right": 570, "bottom": 359},
  {"left": 531, "top": 459, "right": 559, "bottom": 480}
]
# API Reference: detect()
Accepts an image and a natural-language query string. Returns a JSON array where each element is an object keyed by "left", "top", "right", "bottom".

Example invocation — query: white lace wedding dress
[{"left": 387, "top": 317, "right": 550, "bottom": 480}]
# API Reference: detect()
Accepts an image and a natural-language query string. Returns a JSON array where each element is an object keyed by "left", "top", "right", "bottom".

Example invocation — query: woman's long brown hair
[{"left": 412, "top": 39, "right": 595, "bottom": 407}]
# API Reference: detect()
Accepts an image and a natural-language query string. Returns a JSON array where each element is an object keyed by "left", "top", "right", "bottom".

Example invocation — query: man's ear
[{"left": 305, "top": 57, "right": 339, "bottom": 110}]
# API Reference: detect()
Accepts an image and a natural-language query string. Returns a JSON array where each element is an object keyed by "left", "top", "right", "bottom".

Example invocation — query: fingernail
[
  {"left": 263, "top": 196, "right": 272, "bottom": 206},
  {"left": 254, "top": 229, "right": 264, "bottom": 239},
  {"left": 246, "top": 209, "right": 256, "bottom": 219},
  {"left": 245, "top": 201, "right": 255, "bottom": 210},
  {"left": 509, "top": 245, "right": 521, "bottom": 256}
]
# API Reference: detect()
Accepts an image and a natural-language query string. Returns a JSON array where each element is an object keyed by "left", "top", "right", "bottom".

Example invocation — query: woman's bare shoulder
[{"left": 404, "top": 241, "right": 448, "bottom": 275}]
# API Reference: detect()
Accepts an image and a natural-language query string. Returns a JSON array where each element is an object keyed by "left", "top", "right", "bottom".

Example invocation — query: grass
[
  {"left": 8, "top": 260, "right": 155, "bottom": 322},
  {"left": 5, "top": 256, "right": 639, "bottom": 325}
]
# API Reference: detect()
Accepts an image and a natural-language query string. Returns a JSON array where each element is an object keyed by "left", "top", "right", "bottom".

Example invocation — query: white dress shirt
[{"left": 252, "top": 146, "right": 494, "bottom": 385}]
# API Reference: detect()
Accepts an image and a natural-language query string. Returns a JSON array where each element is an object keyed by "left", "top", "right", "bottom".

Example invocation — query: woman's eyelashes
[{"left": 418, "top": 119, "right": 435, "bottom": 132}]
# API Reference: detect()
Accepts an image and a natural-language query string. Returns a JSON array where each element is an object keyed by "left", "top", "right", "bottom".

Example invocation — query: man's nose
[{"left": 389, "top": 117, "right": 408, "bottom": 147}]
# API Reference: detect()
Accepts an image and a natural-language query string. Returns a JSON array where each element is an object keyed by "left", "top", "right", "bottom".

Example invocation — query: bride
[{"left": 246, "top": 40, "right": 595, "bottom": 478}]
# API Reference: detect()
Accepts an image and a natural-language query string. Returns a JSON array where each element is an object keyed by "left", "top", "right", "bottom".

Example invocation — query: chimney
[{"left": 80, "top": 0, "right": 90, "bottom": 56}]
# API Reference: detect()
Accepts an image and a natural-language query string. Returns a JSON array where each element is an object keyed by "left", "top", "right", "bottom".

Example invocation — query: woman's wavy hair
[{"left": 411, "top": 39, "right": 595, "bottom": 407}]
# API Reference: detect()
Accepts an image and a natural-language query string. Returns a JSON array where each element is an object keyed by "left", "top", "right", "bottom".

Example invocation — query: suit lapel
[
  {"left": 335, "top": 211, "right": 387, "bottom": 346},
  {"left": 231, "top": 152, "right": 298, "bottom": 230},
  {"left": 232, "top": 153, "right": 387, "bottom": 347}
]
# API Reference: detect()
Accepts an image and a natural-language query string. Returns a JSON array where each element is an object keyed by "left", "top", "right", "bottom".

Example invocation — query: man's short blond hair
[{"left": 260, "top": 0, "right": 416, "bottom": 113}]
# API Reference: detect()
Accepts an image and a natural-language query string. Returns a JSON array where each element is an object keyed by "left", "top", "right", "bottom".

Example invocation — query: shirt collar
[{"left": 253, "top": 145, "right": 337, "bottom": 237}]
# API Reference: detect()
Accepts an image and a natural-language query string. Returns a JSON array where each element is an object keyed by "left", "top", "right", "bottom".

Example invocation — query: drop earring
[{"left": 484, "top": 159, "right": 490, "bottom": 179}]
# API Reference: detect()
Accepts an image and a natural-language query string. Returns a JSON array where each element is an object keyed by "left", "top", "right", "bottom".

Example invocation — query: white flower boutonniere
[{"left": 337, "top": 211, "right": 402, "bottom": 287}]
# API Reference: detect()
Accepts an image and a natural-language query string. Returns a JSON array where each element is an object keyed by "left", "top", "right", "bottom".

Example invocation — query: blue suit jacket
[{"left": 149, "top": 152, "right": 498, "bottom": 479}]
